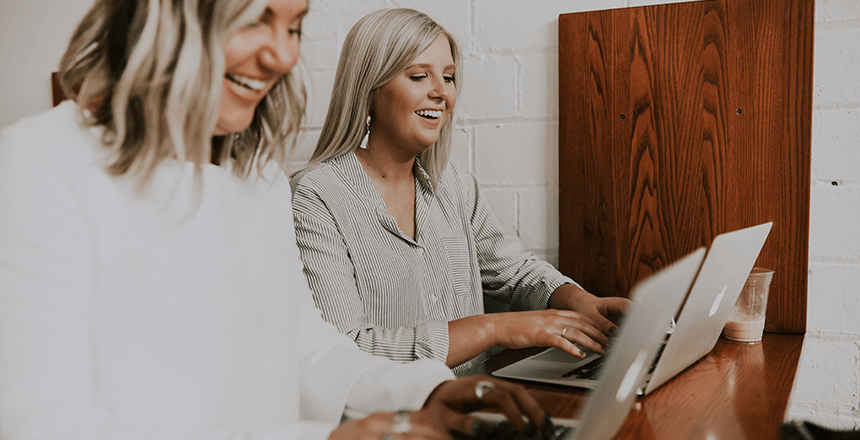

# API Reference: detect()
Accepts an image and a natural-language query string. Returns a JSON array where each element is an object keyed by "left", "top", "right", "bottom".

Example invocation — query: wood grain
[
  {"left": 51, "top": 72, "right": 67, "bottom": 107},
  {"left": 484, "top": 334, "right": 804, "bottom": 440},
  {"left": 558, "top": 0, "right": 813, "bottom": 334}
]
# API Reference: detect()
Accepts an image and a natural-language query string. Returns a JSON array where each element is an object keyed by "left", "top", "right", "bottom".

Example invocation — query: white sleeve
[{"left": 0, "top": 126, "right": 339, "bottom": 440}]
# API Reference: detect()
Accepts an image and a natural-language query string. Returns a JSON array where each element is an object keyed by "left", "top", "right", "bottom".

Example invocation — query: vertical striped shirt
[{"left": 291, "top": 152, "right": 575, "bottom": 373}]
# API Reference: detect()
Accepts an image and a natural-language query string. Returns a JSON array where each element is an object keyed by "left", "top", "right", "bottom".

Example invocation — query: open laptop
[
  {"left": 492, "top": 222, "right": 772, "bottom": 395},
  {"left": 639, "top": 221, "right": 772, "bottom": 394},
  {"left": 478, "top": 247, "right": 706, "bottom": 440}
]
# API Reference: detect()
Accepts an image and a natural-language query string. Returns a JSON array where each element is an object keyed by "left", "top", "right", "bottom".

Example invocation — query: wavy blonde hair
[
  {"left": 58, "top": 0, "right": 306, "bottom": 188},
  {"left": 300, "top": 8, "right": 461, "bottom": 188}
]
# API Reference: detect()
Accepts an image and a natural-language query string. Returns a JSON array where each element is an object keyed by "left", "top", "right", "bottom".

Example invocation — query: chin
[{"left": 215, "top": 115, "right": 255, "bottom": 136}]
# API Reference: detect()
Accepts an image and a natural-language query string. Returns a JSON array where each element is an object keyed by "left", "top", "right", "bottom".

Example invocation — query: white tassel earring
[{"left": 359, "top": 115, "right": 371, "bottom": 149}]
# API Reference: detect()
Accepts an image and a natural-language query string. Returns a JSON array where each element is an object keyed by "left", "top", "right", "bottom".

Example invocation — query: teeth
[
  {"left": 415, "top": 109, "right": 442, "bottom": 119},
  {"left": 226, "top": 73, "right": 266, "bottom": 92}
]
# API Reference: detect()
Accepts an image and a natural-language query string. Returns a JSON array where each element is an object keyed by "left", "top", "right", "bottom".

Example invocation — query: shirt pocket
[{"left": 440, "top": 236, "right": 474, "bottom": 298}]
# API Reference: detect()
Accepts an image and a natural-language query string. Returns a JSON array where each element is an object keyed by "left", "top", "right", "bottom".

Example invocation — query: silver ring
[
  {"left": 562, "top": 326, "right": 568, "bottom": 337},
  {"left": 475, "top": 380, "right": 496, "bottom": 404},
  {"left": 390, "top": 410, "right": 412, "bottom": 435}
]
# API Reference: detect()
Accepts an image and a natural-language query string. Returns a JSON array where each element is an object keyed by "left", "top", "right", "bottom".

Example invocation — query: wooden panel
[
  {"left": 558, "top": 0, "right": 813, "bottom": 334},
  {"left": 51, "top": 72, "right": 67, "bottom": 107},
  {"left": 484, "top": 334, "right": 805, "bottom": 440}
]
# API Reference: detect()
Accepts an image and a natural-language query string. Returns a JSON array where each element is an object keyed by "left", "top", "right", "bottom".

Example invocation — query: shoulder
[
  {"left": 438, "top": 160, "right": 479, "bottom": 202},
  {"left": 441, "top": 160, "right": 474, "bottom": 184},
  {"left": 290, "top": 156, "right": 342, "bottom": 197},
  {"left": 0, "top": 103, "right": 105, "bottom": 240},
  {"left": 0, "top": 102, "right": 101, "bottom": 170},
  {"left": 289, "top": 154, "right": 362, "bottom": 215}
]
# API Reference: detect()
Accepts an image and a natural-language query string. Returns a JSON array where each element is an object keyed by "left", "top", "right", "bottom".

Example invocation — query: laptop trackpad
[{"left": 532, "top": 347, "right": 600, "bottom": 363}]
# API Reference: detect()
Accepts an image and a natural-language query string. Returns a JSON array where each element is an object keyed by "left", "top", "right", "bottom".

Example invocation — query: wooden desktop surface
[{"left": 482, "top": 333, "right": 804, "bottom": 440}]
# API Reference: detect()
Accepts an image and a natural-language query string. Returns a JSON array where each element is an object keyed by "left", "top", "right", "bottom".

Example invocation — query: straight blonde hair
[
  {"left": 300, "top": 8, "right": 461, "bottom": 188},
  {"left": 58, "top": 0, "right": 307, "bottom": 189}
]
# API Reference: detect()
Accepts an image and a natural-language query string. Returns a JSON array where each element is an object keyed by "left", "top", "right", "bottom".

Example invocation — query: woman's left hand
[
  {"left": 548, "top": 284, "right": 630, "bottom": 337},
  {"left": 421, "top": 376, "right": 547, "bottom": 436}
]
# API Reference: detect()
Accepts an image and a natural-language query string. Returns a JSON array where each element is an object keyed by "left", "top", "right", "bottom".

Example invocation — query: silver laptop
[
  {"left": 493, "top": 222, "right": 772, "bottom": 395},
  {"left": 483, "top": 248, "right": 706, "bottom": 440},
  {"left": 639, "top": 221, "right": 772, "bottom": 394}
]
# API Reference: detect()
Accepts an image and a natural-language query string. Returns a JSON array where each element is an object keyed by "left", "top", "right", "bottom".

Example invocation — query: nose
[
  {"left": 260, "top": 27, "right": 299, "bottom": 74},
  {"left": 429, "top": 75, "right": 449, "bottom": 100}
]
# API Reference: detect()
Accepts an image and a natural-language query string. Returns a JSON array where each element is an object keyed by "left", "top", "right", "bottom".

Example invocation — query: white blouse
[{"left": 0, "top": 102, "right": 454, "bottom": 440}]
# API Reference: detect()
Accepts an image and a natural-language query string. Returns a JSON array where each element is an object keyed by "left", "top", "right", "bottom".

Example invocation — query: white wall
[
  {"left": 788, "top": 0, "right": 860, "bottom": 429},
  {"left": 1, "top": 0, "right": 858, "bottom": 430}
]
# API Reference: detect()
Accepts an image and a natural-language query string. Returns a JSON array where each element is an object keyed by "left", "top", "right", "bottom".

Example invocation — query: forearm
[
  {"left": 445, "top": 314, "right": 498, "bottom": 367},
  {"left": 548, "top": 283, "right": 594, "bottom": 311}
]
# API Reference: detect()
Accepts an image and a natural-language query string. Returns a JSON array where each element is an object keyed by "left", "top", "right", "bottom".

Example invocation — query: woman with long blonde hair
[
  {"left": 292, "top": 8, "right": 630, "bottom": 375},
  {"left": 0, "top": 0, "right": 546, "bottom": 438}
]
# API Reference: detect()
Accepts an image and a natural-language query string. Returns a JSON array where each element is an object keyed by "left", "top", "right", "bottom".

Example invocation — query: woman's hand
[
  {"left": 329, "top": 411, "right": 451, "bottom": 440},
  {"left": 423, "top": 376, "right": 546, "bottom": 435},
  {"left": 490, "top": 309, "right": 610, "bottom": 358},
  {"left": 549, "top": 284, "right": 631, "bottom": 338},
  {"left": 329, "top": 376, "right": 546, "bottom": 439},
  {"left": 446, "top": 301, "right": 617, "bottom": 367}
]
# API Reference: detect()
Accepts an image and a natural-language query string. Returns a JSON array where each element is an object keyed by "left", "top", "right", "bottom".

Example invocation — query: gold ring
[{"left": 562, "top": 326, "right": 568, "bottom": 337}]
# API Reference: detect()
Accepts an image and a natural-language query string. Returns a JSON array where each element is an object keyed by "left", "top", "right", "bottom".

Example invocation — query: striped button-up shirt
[{"left": 291, "top": 152, "right": 575, "bottom": 372}]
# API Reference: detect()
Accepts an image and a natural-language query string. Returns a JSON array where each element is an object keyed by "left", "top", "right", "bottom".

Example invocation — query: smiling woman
[
  {"left": 0, "top": 0, "right": 547, "bottom": 439},
  {"left": 291, "top": 8, "right": 629, "bottom": 378},
  {"left": 53, "top": 0, "right": 308, "bottom": 181},
  {"left": 216, "top": 0, "right": 307, "bottom": 135},
  {"left": 369, "top": 34, "right": 457, "bottom": 163}
]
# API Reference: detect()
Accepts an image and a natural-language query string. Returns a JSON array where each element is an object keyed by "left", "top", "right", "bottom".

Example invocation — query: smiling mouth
[
  {"left": 415, "top": 109, "right": 443, "bottom": 119},
  {"left": 225, "top": 73, "right": 267, "bottom": 93}
]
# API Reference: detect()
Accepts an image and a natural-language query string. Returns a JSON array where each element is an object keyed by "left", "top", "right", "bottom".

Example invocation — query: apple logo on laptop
[
  {"left": 709, "top": 285, "right": 728, "bottom": 317},
  {"left": 616, "top": 349, "right": 648, "bottom": 402}
]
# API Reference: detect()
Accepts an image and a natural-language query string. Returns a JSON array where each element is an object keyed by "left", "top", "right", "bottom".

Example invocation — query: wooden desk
[{"left": 483, "top": 333, "right": 804, "bottom": 440}]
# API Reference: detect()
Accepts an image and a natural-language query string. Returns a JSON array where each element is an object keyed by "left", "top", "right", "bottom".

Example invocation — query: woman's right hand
[
  {"left": 491, "top": 309, "right": 610, "bottom": 358},
  {"left": 329, "top": 411, "right": 451, "bottom": 440},
  {"left": 328, "top": 376, "right": 547, "bottom": 440}
]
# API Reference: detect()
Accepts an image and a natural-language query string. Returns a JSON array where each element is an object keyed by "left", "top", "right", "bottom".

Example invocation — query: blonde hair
[
  {"left": 301, "top": 8, "right": 460, "bottom": 188},
  {"left": 58, "top": 0, "right": 306, "bottom": 188}
]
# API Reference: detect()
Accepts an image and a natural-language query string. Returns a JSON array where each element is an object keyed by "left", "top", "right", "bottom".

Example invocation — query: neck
[{"left": 355, "top": 147, "right": 416, "bottom": 183}]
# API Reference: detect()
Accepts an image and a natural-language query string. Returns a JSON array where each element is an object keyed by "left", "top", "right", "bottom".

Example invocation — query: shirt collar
[{"left": 412, "top": 157, "right": 436, "bottom": 195}]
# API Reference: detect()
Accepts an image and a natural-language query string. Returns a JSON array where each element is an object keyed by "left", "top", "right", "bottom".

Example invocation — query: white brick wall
[
  {"left": 792, "top": 0, "right": 860, "bottom": 428},
  {"left": 1, "top": 0, "right": 858, "bottom": 431}
]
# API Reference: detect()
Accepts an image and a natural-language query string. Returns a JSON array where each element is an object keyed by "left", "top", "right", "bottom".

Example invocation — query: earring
[{"left": 359, "top": 115, "right": 370, "bottom": 149}]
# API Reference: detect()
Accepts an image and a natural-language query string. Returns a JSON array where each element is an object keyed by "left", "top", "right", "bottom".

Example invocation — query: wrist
[
  {"left": 548, "top": 283, "right": 591, "bottom": 311},
  {"left": 487, "top": 313, "right": 500, "bottom": 346}
]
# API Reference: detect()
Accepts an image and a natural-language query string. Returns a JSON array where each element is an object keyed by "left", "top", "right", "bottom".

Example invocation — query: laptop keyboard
[
  {"left": 560, "top": 338, "right": 669, "bottom": 381},
  {"left": 647, "top": 341, "right": 668, "bottom": 374},
  {"left": 561, "top": 355, "right": 606, "bottom": 380}
]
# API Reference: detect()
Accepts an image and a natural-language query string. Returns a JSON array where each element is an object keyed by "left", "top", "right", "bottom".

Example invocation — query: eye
[
  {"left": 444, "top": 75, "right": 456, "bottom": 84},
  {"left": 409, "top": 74, "right": 428, "bottom": 81},
  {"left": 289, "top": 19, "right": 303, "bottom": 37}
]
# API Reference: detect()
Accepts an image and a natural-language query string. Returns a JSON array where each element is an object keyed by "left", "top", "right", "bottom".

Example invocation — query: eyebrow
[
  {"left": 259, "top": 7, "right": 310, "bottom": 21},
  {"left": 407, "top": 63, "right": 456, "bottom": 70}
]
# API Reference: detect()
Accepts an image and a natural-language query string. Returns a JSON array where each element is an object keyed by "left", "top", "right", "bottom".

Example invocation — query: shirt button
[
  {"left": 430, "top": 294, "right": 438, "bottom": 304},
  {"left": 417, "top": 248, "right": 425, "bottom": 255}
]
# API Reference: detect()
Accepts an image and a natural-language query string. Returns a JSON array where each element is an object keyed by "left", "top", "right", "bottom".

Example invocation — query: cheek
[
  {"left": 447, "top": 87, "right": 458, "bottom": 110},
  {"left": 222, "top": 35, "right": 256, "bottom": 70}
]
